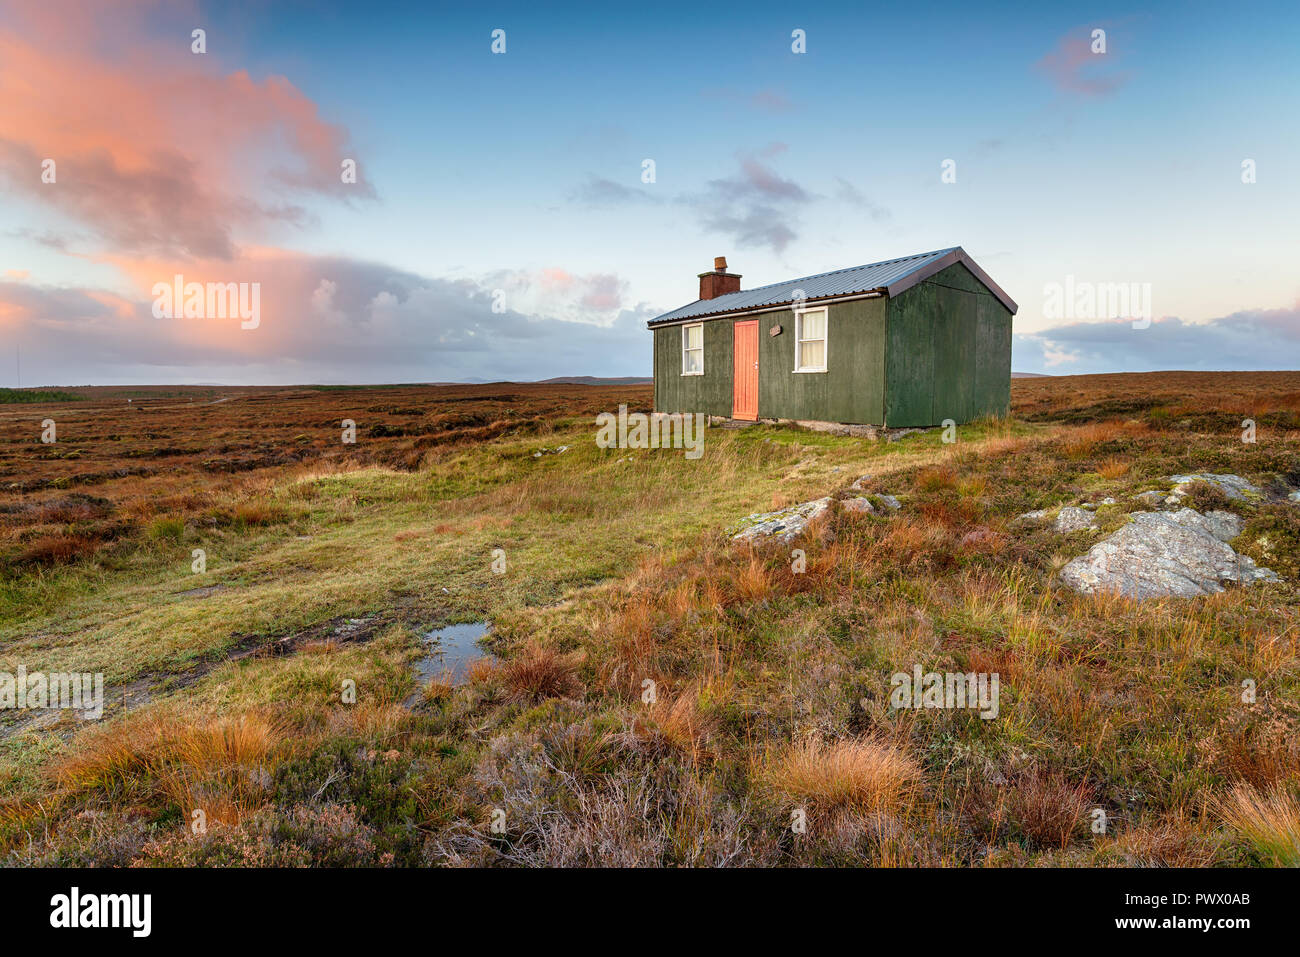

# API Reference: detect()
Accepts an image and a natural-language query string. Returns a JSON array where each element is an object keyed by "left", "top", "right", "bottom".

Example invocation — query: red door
[{"left": 733, "top": 320, "right": 759, "bottom": 420}]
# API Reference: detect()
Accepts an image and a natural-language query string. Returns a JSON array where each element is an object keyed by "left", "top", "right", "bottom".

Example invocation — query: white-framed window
[
  {"left": 682, "top": 322, "right": 704, "bottom": 375},
  {"left": 794, "top": 307, "right": 827, "bottom": 372}
]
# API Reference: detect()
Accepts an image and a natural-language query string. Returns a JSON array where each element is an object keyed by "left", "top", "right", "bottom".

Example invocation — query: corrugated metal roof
[{"left": 647, "top": 246, "right": 1017, "bottom": 325}]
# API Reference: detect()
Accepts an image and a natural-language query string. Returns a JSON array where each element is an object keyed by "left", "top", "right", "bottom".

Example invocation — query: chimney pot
[{"left": 698, "top": 256, "right": 741, "bottom": 301}]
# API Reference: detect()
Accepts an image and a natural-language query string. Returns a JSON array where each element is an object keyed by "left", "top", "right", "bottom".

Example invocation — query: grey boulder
[
  {"left": 1060, "top": 509, "right": 1277, "bottom": 598},
  {"left": 841, "top": 497, "right": 876, "bottom": 514},
  {"left": 1053, "top": 506, "right": 1099, "bottom": 533},
  {"left": 732, "top": 491, "right": 902, "bottom": 543},
  {"left": 1168, "top": 473, "right": 1263, "bottom": 502},
  {"left": 733, "top": 498, "right": 832, "bottom": 544},
  {"left": 1017, "top": 506, "right": 1098, "bottom": 532}
]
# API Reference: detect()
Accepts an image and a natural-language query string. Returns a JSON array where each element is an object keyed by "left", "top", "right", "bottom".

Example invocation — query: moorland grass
[{"left": 1, "top": 375, "right": 1298, "bottom": 866}]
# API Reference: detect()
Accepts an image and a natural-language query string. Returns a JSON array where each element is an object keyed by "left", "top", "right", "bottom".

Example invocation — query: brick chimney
[{"left": 698, "top": 256, "right": 742, "bottom": 300}]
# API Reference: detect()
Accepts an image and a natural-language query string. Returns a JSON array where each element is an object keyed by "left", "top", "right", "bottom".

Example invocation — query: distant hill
[
  {"left": 1011, "top": 372, "right": 1051, "bottom": 378},
  {"left": 535, "top": 376, "right": 652, "bottom": 385}
]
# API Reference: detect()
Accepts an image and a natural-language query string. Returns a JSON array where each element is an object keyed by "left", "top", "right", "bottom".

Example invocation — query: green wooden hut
[{"left": 647, "top": 247, "right": 1017, "bottom": 428}]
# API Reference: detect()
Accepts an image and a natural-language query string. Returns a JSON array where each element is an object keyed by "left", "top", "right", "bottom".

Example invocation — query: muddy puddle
[
  {"left": 175, "top": 584, "right": 225, "bottom": 599},
  {"left": 408, "top": 621, "right": 492, "bottom": 702}
]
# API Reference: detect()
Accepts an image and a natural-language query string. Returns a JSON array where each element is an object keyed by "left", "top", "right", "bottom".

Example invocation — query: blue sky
[{"left": 1, "top": 0, "right": 1297, "bottom": 384}]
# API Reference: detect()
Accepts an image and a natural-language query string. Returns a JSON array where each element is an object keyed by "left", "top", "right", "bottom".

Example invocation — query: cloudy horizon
[{"left": 2, "top": 0, "right": 1297, "bottom": 387}]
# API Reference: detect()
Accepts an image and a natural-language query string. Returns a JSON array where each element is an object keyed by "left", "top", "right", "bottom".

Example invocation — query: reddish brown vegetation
[{"left": 0, "top": 382, "right": 650, "bottom": 569}]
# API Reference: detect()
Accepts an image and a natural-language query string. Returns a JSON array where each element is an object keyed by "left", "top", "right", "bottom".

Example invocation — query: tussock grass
[
  {"left": 16, "top": 534, "right": 101, "bottom": 566},
  {"left": 147, "top": 516, "right": 185, "bottom": 543},
  {"left": 916, "top": 465, "right": 958, "bottom": 492},
  {"left": 1097, "top": 456, "right": 1130, "bottom": 479},
  {"left": 765, "top": 734, "right": 921, "bottom": 815},
  {"left": 634, "top": 680, "right": 721, "bottom": 763},
  {"left": 1214, "top": 784, "right": 1300, "bottom": 866},
  {"left": 57, "top": 708, "right": 282, "bottom": 826},
  {"left": 1004, "top": 768, "right": 1092, "bottom": 850},
  {"left": 499, "top": 642, "right": 585, "bottom": 703}
]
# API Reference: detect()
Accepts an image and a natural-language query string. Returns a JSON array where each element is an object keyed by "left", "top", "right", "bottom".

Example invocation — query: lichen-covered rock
[
  {"left": 1059, "top": 509, "right": 1277, "bottom": 598},
  {"left": 1168, "top": 473, "right": 1262, "bottom": 501},
  {"left": 1053, "top": 506, "right": 1099, "bottom": 533},
  {"left": 1017, "top": 505, "right": 1097, "bottom": 531},
  {"left": 1166, "top": 507, "right": 1242, "bottom": 543},
  {"left": 733, "top": 492, "right": 902, "bottom": 542},
  {"left": 732, "top": 497, "right": 832, "bottom": 544},
  {"left": 1133, "top": 490, "right": 1165, "bottom": 506}
]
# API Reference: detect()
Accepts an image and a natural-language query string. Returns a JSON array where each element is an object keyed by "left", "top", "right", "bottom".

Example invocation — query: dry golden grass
[
  {"left": 1006, "top": 768, "right": 1092, "bottom": 850},
  {"left": 1212, "top": 714, "right": 1300, "bottom": 789},
  {"left": 163, "top": 717, "right": 282, "bottom": 825},
  {"left": 603, "top": 594, "right": 659, "bottom": 691},
  {"left": 636, "top": 681, "right": 719, "bottom": 763},
  {"left": 421, "top": 668, "right": 456, "bottom": 703},
  {"left": 57, "top": 709, "right": 282, "bottom": 826},
  {"left": 1214, "top": 783, "right": 1300, "bottom": 866},
  {"left": 625, "top": 553, "right": 669, "bottom": 590},
  {"left": 499, "top": 641, "right": 585, "bottom": 702},
  {"left": 918, "top": 497, "right": 983, "bottom": 529},
  {"left": 234, "top": 502, "right": 283, "bottom": 526},
  {"left": 328, "top": 701, "right": 409, "bottom": 741},
  {"left": 1067, "top": 587, "right": 1144, "bottom": 621},
  {"left": 1060, "top": 421, "right": 1126, "bottom": 459},
  {"left": 296, "top": 638, "right": 339, "bottom": 655},
  {"left": 17, "top": 534, "right": 101, "bottom": 566},
  {"left": 1094, "top": 807, "right": 1221, "bottom": 866},
  {"left": 876, "top": 516, "right": 954, "bottom": 567},
  {"left": 915, "top": 464, "right": 958, "bottom": 492},
  {"left": 979, "top": 434, "right": 1031, "bottom": 456},
  {"left": 465, "top": 657, "right": 500, "bottom": 686},
  {"left": 735, "top": 555, "right": 775, "bottom": 603},
  {"left": 1251, "top": 390, "right": 1300, "bottom": 415},
  {"left": 766, "top": 734, "right": 921, "bottom": 814},
  {"left": 1097, "top": 456, "right": 1130, "bottom": 479}
]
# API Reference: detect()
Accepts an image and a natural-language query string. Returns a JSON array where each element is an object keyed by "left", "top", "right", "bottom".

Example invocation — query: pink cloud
[
  {"left": 578, "top": 274, "right": 624, "bottom": 312},
  {"left": 0, "top": 1, "right": 372, "bottom": 262},
  {"left": 0, "top": 250, "right": 652, "bottom": 384},
  {"left": 1035, "top": 29, "right": 1131, "bottom": 97},
  {"left": 539, "top": 268, "right": 575, "bottom": 290},
  {"left": 491, "top": 267, "right": 628, "bottom": 319}
]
